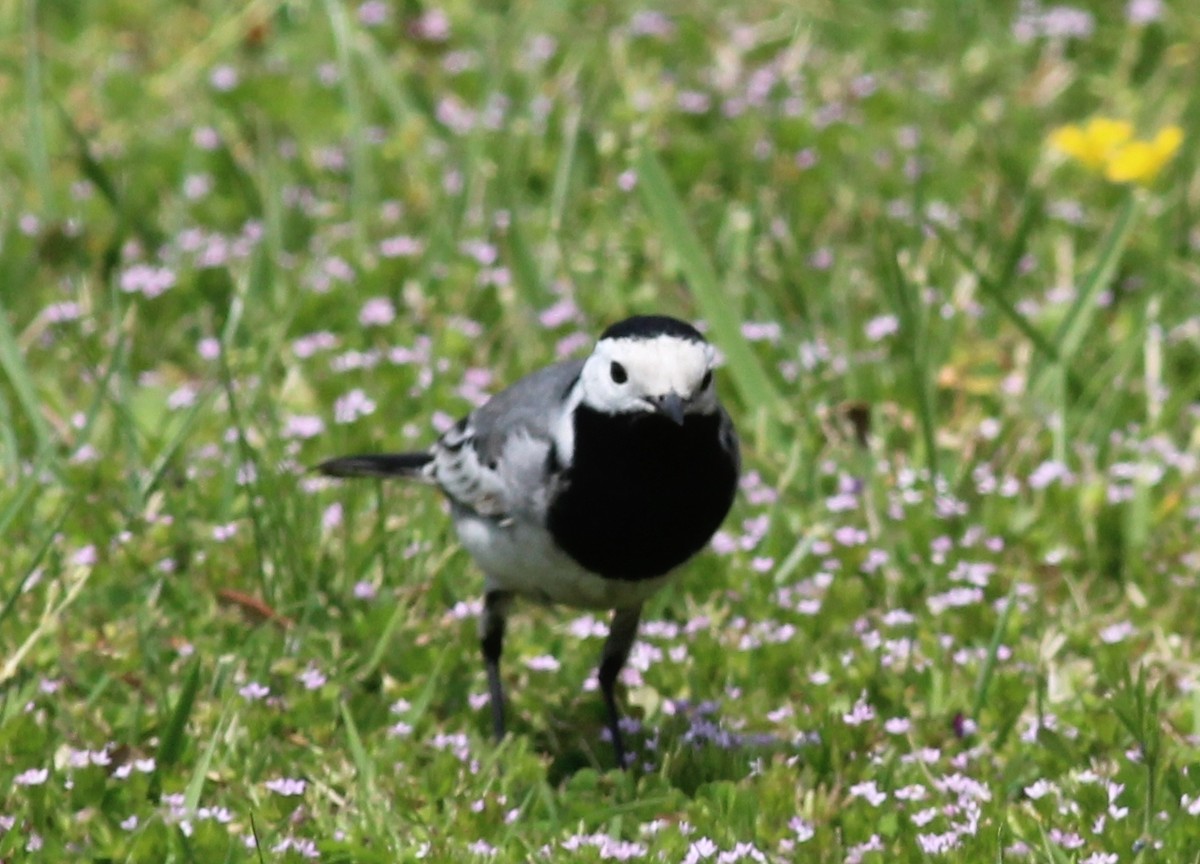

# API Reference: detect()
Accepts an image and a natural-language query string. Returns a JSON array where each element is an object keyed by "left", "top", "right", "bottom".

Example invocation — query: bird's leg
[
  {"left": 598, "top": 604, "right": 643, "bottom": 768},
  {"left": 479, "top": 590, "right": 512, "bottom": 741}
]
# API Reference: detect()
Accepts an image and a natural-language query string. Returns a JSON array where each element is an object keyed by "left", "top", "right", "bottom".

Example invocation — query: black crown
[{"left": 600, "top": 315, "right": 706, "bottom": 343}]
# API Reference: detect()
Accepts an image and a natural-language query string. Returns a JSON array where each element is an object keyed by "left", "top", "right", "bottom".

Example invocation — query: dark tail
[{"left": 317, "top": 452, "right": 434, "bottom": 479}]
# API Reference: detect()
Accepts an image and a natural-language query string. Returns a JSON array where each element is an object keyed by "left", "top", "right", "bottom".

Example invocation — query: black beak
[{"left": 651, "top": 392, "right": 686, "bottom": 425}]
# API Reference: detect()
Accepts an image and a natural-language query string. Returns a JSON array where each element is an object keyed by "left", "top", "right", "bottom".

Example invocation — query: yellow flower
[
  {"left": 1105, "top": 125, "right": 1183, "bottom": 184},
  {"left": 1049, "top": 117, "right": 1184, "bottom": 186},
  {"left": 1049, "top": 118, "right": 1133, "bottom": 170}
]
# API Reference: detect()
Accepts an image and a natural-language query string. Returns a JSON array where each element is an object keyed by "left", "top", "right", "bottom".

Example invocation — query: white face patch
[{"left": 576, "top": 334, "right": 719, "bottom": 418}]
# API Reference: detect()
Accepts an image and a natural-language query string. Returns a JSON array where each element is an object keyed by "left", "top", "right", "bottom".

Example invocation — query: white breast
[{"left": 451, "top": 510, "right": 672, "bottom": 609}]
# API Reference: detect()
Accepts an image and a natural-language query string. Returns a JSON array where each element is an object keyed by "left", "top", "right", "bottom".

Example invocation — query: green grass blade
[
  {"left": 0, "top": 298, "right": 53, "bottom": 454},
  {"left": 0, "top": 504, "right": 70, "bottom": 634},
  {"left": 1053, "top": 192, "right": 1140, "bottom": 361},
  {"left": 155, "top": 660, "right": 203, "bottom": 774},
  {"left": 931, "top": 220, "right": 1071, "bottom": 377},
  {"left": 54, "top": 100, "right": 163, "bottom": 249},
  {"left": 549, "top": 103, "right": 582, "bottom": 236},
  {"left": 183, "top": 707, "right": 227, "bottom": 812},
  {"left": 971, "top": 582, "right": 1017, "bottom": 720},
  {"left": 321, "top": 0, "right": 370, "bottom": 251},
  {"left": 0, "top": 444, "right": 52, "bottom": 539},
  {"left": 136, "top": 391, "right": 212, "bottom": 508},
  {"left": 339, "top": 701, "right": 375, "bottom": 787},
  {"left": 634, "top": 148, "right": 780, "bottom": 412},
  {"left": 339, "top": 700, "right": 379, "bottom": 834},
  {"left": 356, "top": 596, "right": 409, "bottom": 681},
  {"left": 23, "top": 0, "right": 53, "bottom": 215},
  {"left": 879, "top": 240, "right": 939, "bottom": 479},
  {"left": 995, "top": 189, "right": 1043, "bottom": 292}
]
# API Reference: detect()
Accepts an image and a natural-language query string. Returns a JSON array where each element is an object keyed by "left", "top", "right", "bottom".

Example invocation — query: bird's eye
[
  {"left": 701, "top": 370, "right": 713, "bottom": 389},
  {"left": 610, "top": 361, "right": 628, "bottom": 384}
]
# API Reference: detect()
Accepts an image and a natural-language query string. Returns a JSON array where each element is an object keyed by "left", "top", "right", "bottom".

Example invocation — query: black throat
[{"left": 546, "top": 405, "right": 738, "bottom": 580}]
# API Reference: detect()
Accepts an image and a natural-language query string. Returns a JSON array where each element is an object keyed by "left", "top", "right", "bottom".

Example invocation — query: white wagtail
[{"left": 319, "top": 315, "right": 740, "bottom": 765}]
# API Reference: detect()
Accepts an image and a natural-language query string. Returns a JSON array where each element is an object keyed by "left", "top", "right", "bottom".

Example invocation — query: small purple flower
[
  {"left": 353, "top": 580, "right": 377, "bottom": 600},
  {"left": 272, "top": 837, "right": 319, "bottom": 858},
  {"left": 917, "top": 831, "right": 961, "bottom": 854},
  {"left": 1025, "top": 778, "right": 1055, "bottom": 800},
  {"left": 538, "top": 299, "right": 579, "bottom": 329},
  {"left": 524, "top": 655, "right": 561, "bottom": 672},
  {"left": 788, "top": 816, "right": 815, "bottom": 841},
  {"left": 808, "top": 248, "right": 834, "bottom": 270},
  {"left": 284, "top": 414, "right": 325, "bottom": 440},
  {"left": 431, "top": 410, "right": 456, "bottom": 434},
  {"left": 239, "top": 681, "right": 270, "bottom": 701},
  {"left": 677, "top": 90, "right": 711, "bottom": 114},
  {"left": 410, "top": 8, "right": 450, "bottom": 41},
  {"left": 193, "top": 126, "right": 220, "bottom": 150},
  {"left": 468, "top": 839, "right": 496, "bottom": 857},
  {"left": 167, "top": 385, "right": 198, "bottom": 411},
  {"left": 209, "top": 65, "right": 239, "bottom": 91},
  {"left": 710, "top": 531, "right": 737, "bottom": 554},
  {"left": 1028, "top": 459, "right": 1074, "bottom": 490},
  {"left": 1100, "top": 620, "right": 1136, "bottom": 644},
  {"left": 849, "top": 780, "right": 887, "bottom": 807},
  {"left": 379, "top": 235, "right": 424, "bottom": 258},
  {"left": 322, "top": 502, "right": 343, "bottom": 531},
  {"left": 90, "top": 748, "right": 113, "bottom": 766},
  {"left": 44, "top": 300, "right": 82, "bottom": 323},
  {"left": 628, "top": 10, "right": 675, "bottom": 38},
  {"left": 555, "top": 331, "right": 590, "bottom": 358},
  {"left": 264, "top": 777, "right": 307, "bottom": 796},
  {"left": 120, "top": 264, "right": 177, "bottom": 298},
  {"left": 682, "top": 837, "right": 718, "bottom": 864},
  {"left": 359, "top": 297, "right": 396, "bottom": 327},
  {"left": 865, "top": 314, "right": 899, "bottom": 341},
  {"left": 843, "top": 692, "right": 875, "bottom": 726},
  {"left": 293, "top": 331, "right": 339, "bottom": 358},
  {"left": 927, "top": 587, "right": 984, "bottom": 615},
  {"left": 297, "top": 666, "right": 326, "bottom": 690},
  {"left": 358, "top": 0, "right": 388, "bottom": 26},
  {"left": 468, "top": 692, "right": 490, "bottom": 711},
  {"left": 1126, "top": 0, "right": 1162, "bottom": 23},
  {"left": 1048, "top": 828, "right": 1084, "bottom": 850},
  {"left": 183, "top": 173, "right": 213, "bottom": 200},
  {"left": 741, "top": 321, "right": 782, "bottom": 343},
  {"left": 14, "top": 767, "right": 49, "bottom": 786},
  {"left": 845, "top": 834, "right": 883, "bottom": 864},
  {"left": 334, "top": 388, "right": 377, "bottom": 424}
]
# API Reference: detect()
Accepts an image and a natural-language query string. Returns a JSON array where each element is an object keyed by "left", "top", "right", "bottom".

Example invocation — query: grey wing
[{"left": 429, "top": 359, "right": 584, "bottom": 519}]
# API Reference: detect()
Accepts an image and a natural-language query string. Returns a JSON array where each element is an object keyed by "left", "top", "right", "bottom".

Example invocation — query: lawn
[{"left": 2, "top": 0, "right": 1199, "bottom": 861}]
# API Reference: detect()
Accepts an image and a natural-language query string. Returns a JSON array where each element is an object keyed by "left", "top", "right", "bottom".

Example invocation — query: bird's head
[{"left": 577, "top": 315, "right": 720, "bottom": 424}]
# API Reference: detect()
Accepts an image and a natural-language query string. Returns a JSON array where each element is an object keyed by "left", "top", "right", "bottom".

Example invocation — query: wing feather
[{"left": 430, "top": 359, "right": 583, "bottom": 518}]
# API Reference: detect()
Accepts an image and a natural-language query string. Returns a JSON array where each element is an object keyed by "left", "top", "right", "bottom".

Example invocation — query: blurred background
[{"left": 2, "top": 1, "right": 1199, "bottom": 861}]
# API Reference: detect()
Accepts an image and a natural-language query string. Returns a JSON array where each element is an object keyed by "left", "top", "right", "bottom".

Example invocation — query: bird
[{"left": 318, "top": 314, "right": 740, "bottom": 766}]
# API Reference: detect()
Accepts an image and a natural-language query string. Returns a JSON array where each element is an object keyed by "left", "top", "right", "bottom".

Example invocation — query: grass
[{"left": 2, "top": 0, "right": 1199, "bottom": 860}]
